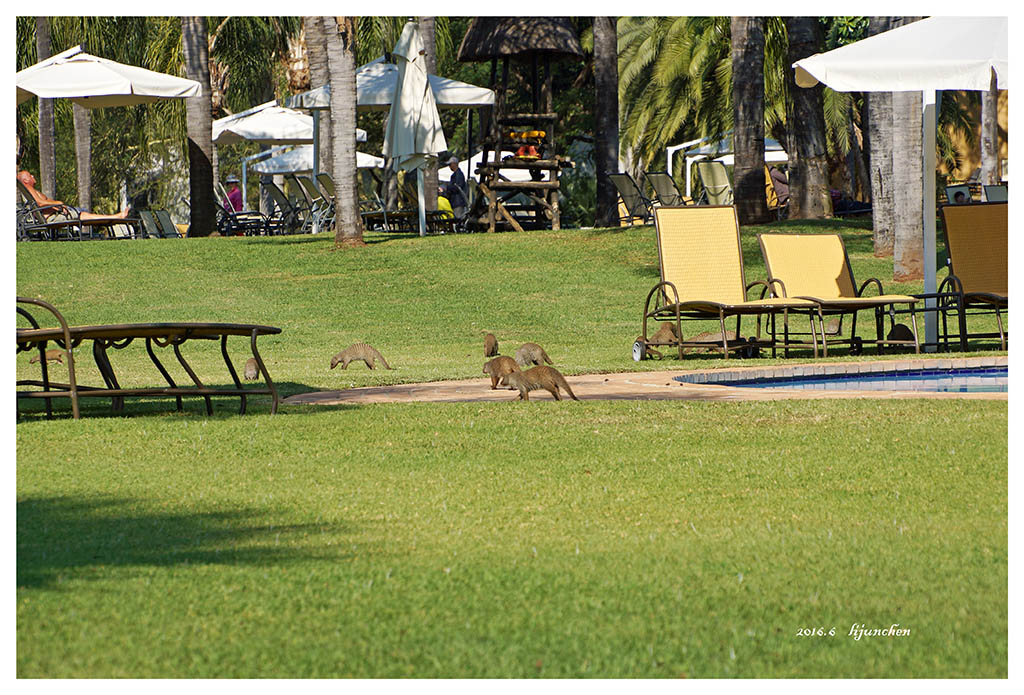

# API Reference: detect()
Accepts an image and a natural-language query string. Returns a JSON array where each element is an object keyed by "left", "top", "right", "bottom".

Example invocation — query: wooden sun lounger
[{"left": 17, "top": 297, "right": 281, "bottom": 419}]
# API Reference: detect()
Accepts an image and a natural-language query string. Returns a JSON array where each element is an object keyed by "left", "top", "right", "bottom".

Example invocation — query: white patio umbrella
[
  {"left": 17, "top": 45, "right": 201, "bottom": 108},
  {"left": 793, "top": 15, "right": 1008, "bottom": 348},
  {"left": 250, "top": 146, "right": 383, "bottom": 175},
  {"left": 383, "top": 22, "right": 448, "bottom": 236},
  {"left": 213, "top": 101, "right": 367, "bottom": 145}
]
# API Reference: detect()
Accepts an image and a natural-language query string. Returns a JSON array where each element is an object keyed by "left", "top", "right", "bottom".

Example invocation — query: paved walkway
[{"left": 284, "top": 356, "right": 1007, "bottom": 406}]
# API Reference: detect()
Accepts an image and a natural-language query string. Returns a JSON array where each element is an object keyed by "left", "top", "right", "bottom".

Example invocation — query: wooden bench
[{"left": 17, "top": 297, "right": 282, "bottom": 419}]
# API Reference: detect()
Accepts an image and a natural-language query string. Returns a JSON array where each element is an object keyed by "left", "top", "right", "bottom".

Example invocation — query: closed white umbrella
[
  {"left": 793, "top": 15, "right": 1008, "bottom": 348},
  {"left": 17, "top": 45, "right": 200, "bottom": 108}
]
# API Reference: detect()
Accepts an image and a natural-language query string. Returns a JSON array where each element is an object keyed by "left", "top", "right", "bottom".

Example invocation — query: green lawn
[{"left": 16, "top": 221, "right": 1007, "bottom": 677}]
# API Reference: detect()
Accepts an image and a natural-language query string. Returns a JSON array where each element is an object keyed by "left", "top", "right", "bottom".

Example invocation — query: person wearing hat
[
  {"left": 440, "top": 155, "right": 467, "bottom": 219},
  {"left": 223, "top": 174, "right": 243, "bottom": 212}
]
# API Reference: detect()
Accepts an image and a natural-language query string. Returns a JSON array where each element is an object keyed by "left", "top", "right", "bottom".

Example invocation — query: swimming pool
[{"left": 700, "top": 366, "right": 1008, "bottom": 393}]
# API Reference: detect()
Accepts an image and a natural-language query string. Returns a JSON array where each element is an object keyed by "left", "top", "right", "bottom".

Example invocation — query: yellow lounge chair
[
  {"left": 758, "top": 233, "right": 920, "bottom": 355},
  {"left": 938, "top": 202, "right": 1007, "bottom": 350},
  {"left": 636, "top": 206, "right": 820, "bottom": 360}
]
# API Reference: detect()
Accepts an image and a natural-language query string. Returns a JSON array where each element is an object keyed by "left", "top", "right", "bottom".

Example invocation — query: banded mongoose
[
  {"left": 29, "top": 348, "right": 64, "bottom": 365},
  {"left": 637, "top": 322, "right": 681, "bottom": 358},
  {"left": 682, "top": 330, "right": 738, "bottom": 354},
  {"left": 484, "top": 333, "right": 499, "bottom": 357},
  {"left": 483, "top": 355, "right": 520, "bottom": 390},
  {"left": 500, "top": 365, "right": 579, "bottom": 401},
  {"left": 243, "top": 357, "right": 260, "bottom": 381},
  {"left": 330, "top": 343, "right": 392, "bottom": 370},
  {"left": 514, "top": 342, "right": 553, "bottom": 367}
]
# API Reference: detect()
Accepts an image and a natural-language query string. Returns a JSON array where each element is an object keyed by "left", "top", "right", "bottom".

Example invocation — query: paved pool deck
[{"left": 284, "top": 355, "right": 1008, "bottom": 406}]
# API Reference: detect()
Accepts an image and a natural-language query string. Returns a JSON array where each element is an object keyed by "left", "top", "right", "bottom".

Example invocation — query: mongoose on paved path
[
  {"left": 330, "top": 343, "right": 392, "bottom": 370},
  {"left": 29, "top": 349, "right": 64, "bottom": 364},
  {"left": 514, "top": 342, "right": 553, "bottom": 367},
  {"left": 243, "top": 357, "right": 260, "bottom": 381},
  {"left": 483, "top": 355, "right": 520, "bottom": 389},
  {"left": 501, "top": 365, "right": 579, "bottom": 401},
  {"left": 484, "top": 333, "right": 499, "bottom": 357}
]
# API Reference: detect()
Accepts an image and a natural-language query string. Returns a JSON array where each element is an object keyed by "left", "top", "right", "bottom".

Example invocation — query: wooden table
[{"left": 17, "top": 297, "right": 281, "bottom": 419}]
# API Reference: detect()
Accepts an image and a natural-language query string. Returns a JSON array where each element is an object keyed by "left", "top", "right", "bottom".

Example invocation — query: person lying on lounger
[{"left": 17, "top": 170, "right": 132, "bottom": 221}]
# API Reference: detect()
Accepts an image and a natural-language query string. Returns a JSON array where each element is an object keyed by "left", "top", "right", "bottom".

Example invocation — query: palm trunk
[
  {"left": 980, "top": 69, "right": 999, "bottom": 186},
  {"left": 326, "top": 16, "right": 363, "bottom": 245},
  {"left": 304, "top": 16, "right": 334, "bottom": 179},
  {"left": 731, "top": 17, "right": 770, "bottom": 225},
  {"left": 72, "top": 104, "right": 92, "bottom": 212},
  {"left": 419, "top": 17, "right": 439, "bottom": 212},
  {"left": 866, "top": 17, "right": 894, "bottom": 255},
  {"left": 784, "top": 16, "right": 831, "bottom": 219},
  {"left": 594, "top": 16, "right": 620, "bottom": 228},
  {"left": 35, "top": 17, "right": 57, "bottom": 200},
  {"left": 182, "top": 16, "right": 216, "bottom": 237},
  {"left": 890, "top": 17, "right": 924, "bottom": 281}
]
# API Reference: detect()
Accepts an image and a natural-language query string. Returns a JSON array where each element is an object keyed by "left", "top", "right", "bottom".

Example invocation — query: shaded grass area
[
  {"left": 17, "top": 399, "right": 1007, "bottom": 677},
  {"left": 16, "top": 222, "right": 1007, "bottom": 676}
]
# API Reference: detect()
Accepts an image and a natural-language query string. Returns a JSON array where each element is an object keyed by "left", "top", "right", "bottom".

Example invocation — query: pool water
[{"left": 707, "top": 366, "right": 1008, "bottom": 393}]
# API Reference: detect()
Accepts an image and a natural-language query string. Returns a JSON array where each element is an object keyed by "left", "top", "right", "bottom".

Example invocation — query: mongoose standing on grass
[
  {"left": 483, "top": 355, "right": 520, "bottom": 389},
  {"left": 484, "top": 333, "right": 499, "bottom": 357},
  {"left": 330, "top": 343, "right": 392, "bottom": 370},
  {"left": 29, "top": 348, "right": 64, "bottom": 365},
  {"left": 501, "top": 365, "right": 579, "bottom": 401},
  {"left": 515, "top": 342, "right": 553, "bottom": 367},
  {"left": 637, "top": 322, "right": 681, "bottom": 358},
  {"left": 243, "top": 357, "right": 260, "bottom": 381}
]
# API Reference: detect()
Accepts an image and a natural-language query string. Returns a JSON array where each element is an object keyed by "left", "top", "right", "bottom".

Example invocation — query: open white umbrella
[
  {"left": 793, "top": 15, "right": 1008, "bottom": 347},
  {"left": 17, "top": 45, "right": 201, "bottom": 108},
  {"left": 250, "top": 146, "right": 383, "bottom": 175},
  {"left": 383, "top": 22, "right": 448, "bottom": 236},
  {"left": 212, "top": 101, "right": 366, "bottom": 145}
]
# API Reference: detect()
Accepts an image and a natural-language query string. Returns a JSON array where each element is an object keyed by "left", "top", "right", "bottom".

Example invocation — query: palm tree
[
  {"left": 181, "top": 16, "right": 216, "bottom": 237},
  {"left": 865, "top": 16, "right": 895, "bottom": 256},
  {"left": 419, "top": 17, "right": 439, "bottom": 212},
  {"left": 783, "top": 16, "right": 832, "bottom": 219},
  {"left": 731, "top": 16, "right": 769, "bottom": 225},
  {"left": 35, "top": 18, "right": 57, "bottom": 200},
  {"left": 325, "top": 16, "right": 363, "bottom": 245},
  {"left": 593, "top": 17, "right": 619, "bottom": 227},
  {"left": 980, "top": 69, "right": 999, "bottom": 185},
  {"left": 305, "top": 16, "right": 334, "bottom": 182},
  {"left": 890, "top": 16, "right": 924, "bottom": 281}
]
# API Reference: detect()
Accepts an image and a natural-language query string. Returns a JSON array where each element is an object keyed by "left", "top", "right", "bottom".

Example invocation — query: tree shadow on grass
[{"left": 17, "top": 496, "right": 364, "bottom": 590}]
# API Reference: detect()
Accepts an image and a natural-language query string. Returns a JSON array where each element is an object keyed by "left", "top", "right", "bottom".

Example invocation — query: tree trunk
[
  {"left": 892, "top": 89, "right": 923, "bottom": 281},
  {"left": 783, "top": 16, "right": 832, "bottom": 219},
  {"left": 35, "top": 17, "right": 57, "bottom": 200},
  {"left": 866, "top": 17, "right": 895, "bottom": 255},
  {"left": 730, "top": 17, "right": 770, "bottom": 225},
  {"left": 419, "top": 17, "right": 439, "bottom": 212},
  {"left": 181, "top": 16, "right": 216, "bottom": 237},
  {"left": 304, "top": 16, "right": 334, "bottom": 180},
  {"left": 72, "top": 104, "right": 92, "bottom": 211},
  {"left": 326, "top": 16, "right": 363, "bottom": 245},
  {"left": 890, "top": 17, "right": 924, "bottom": 281},
  {"left": 980, "top": 68, "right": 999, "bottom": 186},
  {"left": 594, "top": 16, "right": 620, "bottom": 228}
]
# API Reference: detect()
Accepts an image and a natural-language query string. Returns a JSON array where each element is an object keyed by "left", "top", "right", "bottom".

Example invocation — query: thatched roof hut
[{"left": 456, "top": 17, "right": 583, "bottom": 63}]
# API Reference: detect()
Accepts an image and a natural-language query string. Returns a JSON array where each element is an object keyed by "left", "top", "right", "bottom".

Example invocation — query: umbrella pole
[{"left": 418, "top": 170, "right": 427, "bottom": 236}]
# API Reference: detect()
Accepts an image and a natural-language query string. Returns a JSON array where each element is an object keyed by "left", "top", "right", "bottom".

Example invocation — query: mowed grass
[{"left": 16, "top": 221, "right": 1007, "bottom": 677}]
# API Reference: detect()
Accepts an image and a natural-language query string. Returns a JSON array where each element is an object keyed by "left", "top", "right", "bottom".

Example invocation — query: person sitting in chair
[
  {"left": 223, "top": 174, "right": 243, "bottom": 212},
  {"left": 441, "top": 156, "right": 467, "bottom": 219},
  {"left": 17, "top": 170, "right": 131, "bottom": 221}
]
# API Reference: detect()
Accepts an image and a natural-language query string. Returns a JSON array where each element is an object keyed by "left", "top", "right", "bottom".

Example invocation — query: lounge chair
[
  {"left": 152, "top": 210, "right": 184, "bottom": 238},
  {"left": 758, "top": 233, "right": 920, "bottom": 355},
  {"left": 643, "top": 171, "right": 690, "bottom": 207},
  {"left": 138, "top": 210, "right": 163, "bottom": 238},
  {"left": 637, "top": 206, "right": 821, "bottom": 360},
  {"left": 262, "top": 181, "right": 303, "bottom": 234},
  {"left": 983, "top": 184, "right": 1008, "bottom": 202},
  {"left": 296, "top": 175, "right": 334, "bottom": 231},
  {"left": 608, "top": 172, "right": 655, "bottom": 225},
  {"left": 16, "top": 179, "right": 88, "bottom": 241},
  {"left": 695, "top": 161, "right": 734, "bottom": 205},
  {"left": 938, "top": 202, "right": 1007, "bottom": 350}
]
